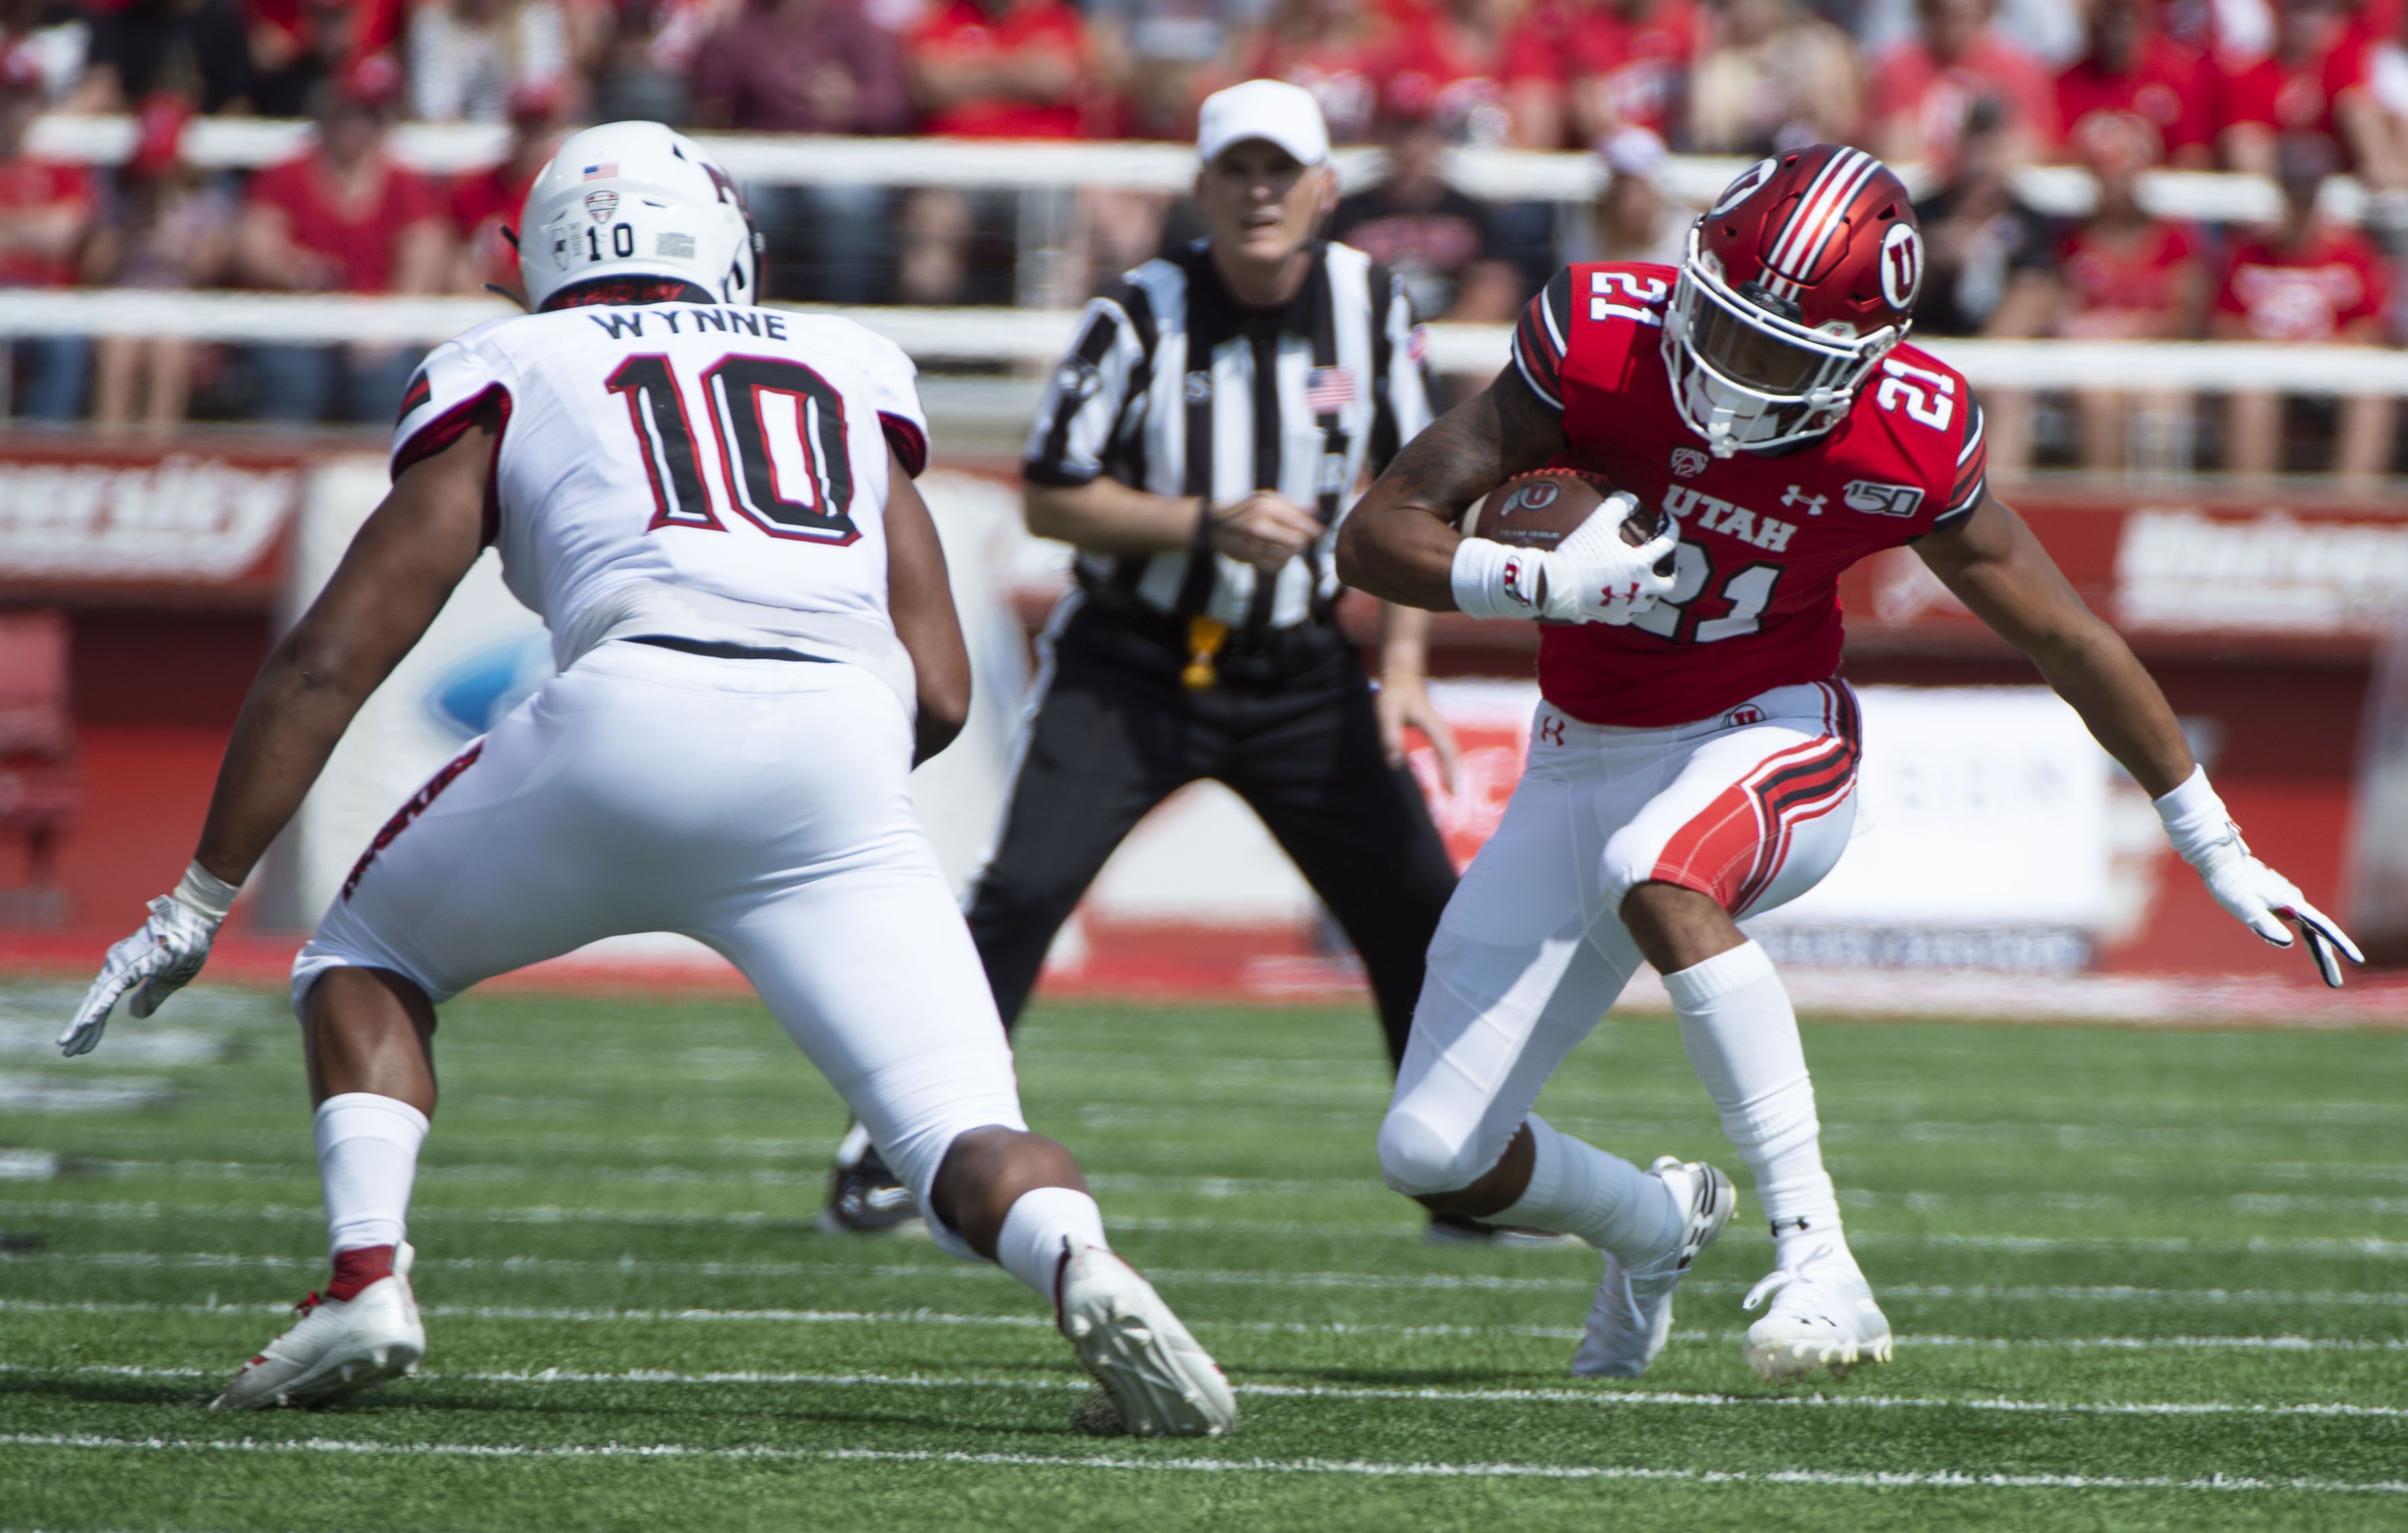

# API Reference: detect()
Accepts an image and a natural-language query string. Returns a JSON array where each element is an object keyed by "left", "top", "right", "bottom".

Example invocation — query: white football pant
[
  {"left": 294, "top": 639, "right": 1025, "bottom": 1251},
  {"left": 1379, "top": 680, "right": 1859, "bottom": 1196}
]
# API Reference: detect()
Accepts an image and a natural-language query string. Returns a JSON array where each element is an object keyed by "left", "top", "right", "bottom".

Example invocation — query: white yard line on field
[
  {"left": 12, "top": 1362, "right": 2408, "bottom": 1422},
  {"left": 3, "top": 1297, "right": 2402, "bottom": 1352},
  {"left": 20, "top": 1250, "right": 2408, "bottom": 1309},
  {"left": 11, "top": 1199, "right": 2408, "bottom": 1259},
  {"left": 2, "top": 1432, "right": 2403, "bottom": 1496}
]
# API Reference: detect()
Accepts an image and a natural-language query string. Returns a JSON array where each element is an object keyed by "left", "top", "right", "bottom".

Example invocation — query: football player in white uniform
[{"left": 57, "top": 122, "right": 1235, "bottom": 1437}]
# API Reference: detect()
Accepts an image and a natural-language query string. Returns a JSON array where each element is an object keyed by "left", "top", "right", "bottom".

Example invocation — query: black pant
[{"left": 966, "top": 600, "right": 1460, "bottom": 1070}]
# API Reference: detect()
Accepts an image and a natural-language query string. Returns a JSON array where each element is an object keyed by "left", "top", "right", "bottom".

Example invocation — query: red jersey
[
  {"left": 247, "top": 151, "right": 442, "bottom": 294},
  {"left": 2213, "top": 26, "right": 2374, "bottom": 167},
  {"left": 1375, "top": 14, "right": 1515, "bottom": 144},
  {"left": 2213, "top": 226, "right": 2393, "bottom": 340},
  {"left": 1510, "top": 263, "right": 1988, "bottom": 727},
  {"left": 1502, "top": 0, "right": 1698, "bottom": 139},
  {"left": 2060, "top": 220, "right": 2201, "bottom": 336},
  {"left": 0, "top": 157, "right": 93, "bottom": 286},
  {"left": 905, "top": 0, "right": 1090, "bottom": 139},
  {"left": 2055, "top": 37, "right": 2212, "bottom": 159}
]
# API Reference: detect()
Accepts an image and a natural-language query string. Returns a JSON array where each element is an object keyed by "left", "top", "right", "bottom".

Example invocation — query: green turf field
[{"left": 1, "top": 980, "right": 2403, "bottom": 1532}]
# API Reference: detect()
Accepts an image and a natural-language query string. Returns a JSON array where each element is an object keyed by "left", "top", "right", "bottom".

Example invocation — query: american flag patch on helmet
[{"left": 582, "top": 163, "right": 618, "bottom": 180}]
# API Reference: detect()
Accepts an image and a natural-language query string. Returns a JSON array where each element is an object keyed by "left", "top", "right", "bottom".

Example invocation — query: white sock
[
  {"left": 993, "top": 1186, "right": 1109, "bottom": 1305},
  {"left": 1494, "top": 1115, "right": 1679, "bottom": 1260},
  {"left": 314, "top": 1092, "right": 428, "bottom": 1258},
  {"left": 1662, "top": 941, "right": 1841, "bottom": 1261}
]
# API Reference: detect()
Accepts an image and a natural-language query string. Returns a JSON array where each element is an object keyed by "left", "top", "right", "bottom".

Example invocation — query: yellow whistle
[{"left": 1181, "top": 615, "right": 1229, "bottom": 690}]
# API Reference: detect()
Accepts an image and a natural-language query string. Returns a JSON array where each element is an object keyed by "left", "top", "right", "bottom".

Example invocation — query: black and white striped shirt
[{"left": 1023, "top": 238, "right": 1432, "bottom": 632}]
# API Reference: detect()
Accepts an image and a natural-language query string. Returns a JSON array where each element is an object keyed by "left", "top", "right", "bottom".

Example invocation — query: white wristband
[
  {"left": 170, "top": 861, "right": 242, "bottom": 924},
  {"left": 1450, "top": 536, "right": 1541, "bottom": 621},
  {"left": 2153, "top": 765, "right": 2240, "bottom": 867}
]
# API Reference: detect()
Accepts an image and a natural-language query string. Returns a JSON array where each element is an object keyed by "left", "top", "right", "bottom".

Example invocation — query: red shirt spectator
[
  {"left": 239, "top": 53, "right": 448, "bottom": 295},
  {"left": 2212, "top": 0, "right": 2381, "bottom": 172},
  {"left": 691, "top": 0, "right": 913, "bottom": 134},
  {"left": 1376, "top": 0, "right": 1520, "bottom": 145},
  {"left": 2055, "top": 0, "right": 2213, "bottom": 164},
  {"left": 1869, "top": 0, "right": 2059, "bottom": 166},
  {"left": 2060, "top": 220, "right": 2203, "bottom": 334},
  {"left": 2214, "top": 222, "right": 2393, "bottom": 338},
  {"left": 450, "top": 89, "right": 564, "bottom": 298},
  {"left": 0, "top": 47, "right": 92, "bottom": 288},
  {"left": 1246, "top": 3, "right": 1397, "bottom": 145},
  {"left": 249, "top": 155, "right": 441, "bottom": 293},
  {"left": 905, "top": 0, "right": 1092, "bottom": 139},
  {"left": 1503, "top": 0, "right": 1698, "bottom": 145}
]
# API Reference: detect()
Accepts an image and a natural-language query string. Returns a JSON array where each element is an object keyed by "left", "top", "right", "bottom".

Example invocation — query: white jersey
[{"left": 393, "top": 301, "right": 931, "bottom": 699}]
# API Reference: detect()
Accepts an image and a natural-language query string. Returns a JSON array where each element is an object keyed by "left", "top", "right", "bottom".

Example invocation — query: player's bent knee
[{"left": 1376, "top": 1106, "right": 1502, "bottom": 1199}]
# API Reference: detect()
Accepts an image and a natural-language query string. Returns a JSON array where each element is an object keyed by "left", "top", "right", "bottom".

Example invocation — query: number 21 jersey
[
  {"left": 393, "top": 301, "right": 931, "bottom": 684},
  {"left": 1511, "top": 262, "right": 1987, "bottom": 728}
]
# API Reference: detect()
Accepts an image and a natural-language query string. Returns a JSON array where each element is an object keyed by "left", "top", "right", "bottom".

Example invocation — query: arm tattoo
[{"left": 1377, "top": 366, "right": 1569, "bottom": 527}]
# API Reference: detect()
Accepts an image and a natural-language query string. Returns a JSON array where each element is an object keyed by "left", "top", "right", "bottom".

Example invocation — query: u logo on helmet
[
  {"left": 1709, "top": 158, "right": 1777, "bottom": 218},
  {"left": 1879, "top": 222, "right": 1922, "bottom": 311}
]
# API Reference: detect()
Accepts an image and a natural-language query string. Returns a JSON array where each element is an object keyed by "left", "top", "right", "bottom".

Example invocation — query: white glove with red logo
[
  {"left": 2155, "top": 768, "right": 2361, "bottom": 988},
  {"left": 1451, "top": 494, "right": 1679, "bottom": 626},
  {"left": 57, "top": 863, "right": 239, "bottom": 1057}
]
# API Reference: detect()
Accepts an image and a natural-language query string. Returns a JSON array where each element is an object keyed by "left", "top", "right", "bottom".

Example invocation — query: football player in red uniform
[{"left": 1337, "top": 145, "right": 2361, "bottom": 1384}]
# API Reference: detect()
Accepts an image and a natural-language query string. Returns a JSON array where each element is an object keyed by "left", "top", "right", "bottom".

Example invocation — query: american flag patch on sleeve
[{"left": 1305, "top": 367, "right": 1356, "bottom": 412}]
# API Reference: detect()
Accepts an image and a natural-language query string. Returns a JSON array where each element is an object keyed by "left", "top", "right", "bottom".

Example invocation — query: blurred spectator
[
  {"left": 1869, "top": 0, "right": 2059, "bottom": 166},
  {"left": 1504, "top": 0, "right": 1700, "bottom": 150},
  {"left": 2213, "top": 0, "right": 2397, "bottom": 186},
  {"left": 1912, "top": 100, "right": 2057, "bottom": 474},
  {"left": 1329, "top": 86, "right": 1521, "bottom": 320},
  {"left": 70, "top": 0, "right": 255, "bottom": 114},
  {"left": 1857, "top": 0, "right": 2084, "bottom": 72},
  {"left": 2049, "top": 114, "right": 2209, "bottom": 471},
  {"left": 249, "top": 0, "right": 405, "bottom": 117},
  {"left": 1582, "top": 123, "right": 1692, "bottom": 261},
  {"left": 904, "top": 0, "right": 1094, "bottom": 139},
  {"left": 2053, "top": 0, "right": 2214, "bottom": 166},
  {"left": 1088, "top": 0, "right": 1268, "bottom": 140},
  {"left": 690, "top": 0, "right": 910, "bottom": 130},
  {"left": 88, "top": 95, "right": 235, "bottom": 437},
  {"left": 235, "top": 53, "right": 449, "bottom": 422},
  {"left": 0, "top": 1, "right": 89, "bottom": 103},
  {"left": 406, "top": 0, "right": 575, "bottom": 122},
  {"left": 0, "top": 44, "right": 91, "bottom": 422},
  {"left": 448, "top": 80, "right": 566, "bottom": 298},
  {"left": 1375, "top": 0, "right": 1524, "bottom": 148},
  {"left": 592, "top": 0, "right": 741, "bottom": 122},
  {"left": 2212, "top": 134, "right": 2397, "bottom": 481},
  {"left": 1686, "top": 0, "right": 1863, "bottom": 153},
  {"left": 1244, "top": 0, "right": 1393, "bottom": 143}
]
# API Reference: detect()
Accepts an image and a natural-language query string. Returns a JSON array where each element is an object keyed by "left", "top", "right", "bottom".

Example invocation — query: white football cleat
[
  {"left": 1056, "top": 1240, "right": 1237, "bottom": 1437},
  {"left": 212, "top": 1243, "right": 424, "bottom": 1410},
  {"left": 1571, "top": 1156, "right": 1735, "bottom": 1379},
  {"left": 1742, "top": 1241, "right": 1893, "bottom": 1383}
]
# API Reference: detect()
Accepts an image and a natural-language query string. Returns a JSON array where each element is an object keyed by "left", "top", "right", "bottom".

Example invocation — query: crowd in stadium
[{"left": 0, "top": 0, "right": 2404, "bottom": 473}]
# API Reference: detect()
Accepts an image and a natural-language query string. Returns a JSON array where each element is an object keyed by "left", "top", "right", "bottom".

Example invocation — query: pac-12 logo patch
[
  {"left": 1879, "top": 222, "right": 1923, "bottom": 310},
  {"left": 1844, "top": 478, "right": 1925, "bottom": 518},
  {"left": 1670, "top": 447, "right": 1709, "bottom": 478}
]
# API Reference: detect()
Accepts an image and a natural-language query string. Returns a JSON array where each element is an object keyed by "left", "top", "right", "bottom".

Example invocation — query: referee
[{"left": 825, "top": 80, "right": 1494, "bottom": 1240}]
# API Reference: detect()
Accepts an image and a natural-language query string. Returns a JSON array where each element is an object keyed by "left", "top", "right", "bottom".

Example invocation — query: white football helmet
[{"left": 519, "top": 121, "right": 762, "bottom": 312}]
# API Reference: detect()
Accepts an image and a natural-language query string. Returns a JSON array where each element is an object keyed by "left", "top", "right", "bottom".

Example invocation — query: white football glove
[
  {"left": 1536, "top": 498, "right": 1681, "bottom": 626},
  {"left": 2156, "top": 768, "right": 2361, "bottom": 988},
  {"left": 58, "top": 864, "right": 237, "bottom": 1057}
]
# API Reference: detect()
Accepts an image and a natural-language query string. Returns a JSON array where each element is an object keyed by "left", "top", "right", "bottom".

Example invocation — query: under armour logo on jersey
[
  {"left": 1670, "top": 447, "right": 1709, "bottom": 479},
  {"left": 1780, "top": 484, "right": 1828, "bottom": 517},
  {"left": 1538, "top": 715, "right": 1566, "bottom": 746},
  {"left": 1723, "top": 705, "right": 1766, "bottom": 728},
  {"left": 1185, "top": 370, "right": 1212, "bottom": 404}
]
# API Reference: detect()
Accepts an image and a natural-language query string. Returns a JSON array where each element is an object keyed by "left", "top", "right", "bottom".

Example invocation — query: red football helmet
[{"left": 1664, "top": 145, "right": 1923, "bottom": 456}]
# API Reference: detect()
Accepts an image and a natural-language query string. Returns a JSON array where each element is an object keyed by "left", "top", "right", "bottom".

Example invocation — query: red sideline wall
[{"left": 3, "top": 441, "right": 2397, "bottom": 980}]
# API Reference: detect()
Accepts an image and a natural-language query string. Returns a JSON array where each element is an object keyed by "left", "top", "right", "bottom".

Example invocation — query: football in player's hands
[{"left": 1471, "top": 470, "right": 1674, "bottom": 575}]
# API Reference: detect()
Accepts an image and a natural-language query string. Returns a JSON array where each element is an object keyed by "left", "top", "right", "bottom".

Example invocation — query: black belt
[
  {"left": 1066, "top": 595, "right": 1343, "bottom": 682},
  {"left": 629, "top": 634, "right": 831, "bottom": 663}
]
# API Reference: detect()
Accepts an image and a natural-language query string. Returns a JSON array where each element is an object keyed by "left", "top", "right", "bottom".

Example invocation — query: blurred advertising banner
[{"left": 0, "top": 438, "right": 303, "bottom": 603}]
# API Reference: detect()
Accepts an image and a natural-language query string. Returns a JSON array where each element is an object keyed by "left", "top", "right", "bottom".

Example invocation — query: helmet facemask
[{"left": 1663, "top": 223, "right": 1904, "bottom": 457}]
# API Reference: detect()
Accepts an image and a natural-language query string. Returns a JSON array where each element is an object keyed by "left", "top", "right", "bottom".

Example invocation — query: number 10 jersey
[
  {"left": 1510, "top": 262, "right": 1988, "bottom": 728},
  {"left": 393, "top": 301, "right": 931, "bottom": 693}
]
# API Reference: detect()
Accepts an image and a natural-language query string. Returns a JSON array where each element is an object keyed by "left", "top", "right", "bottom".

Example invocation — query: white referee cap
[{"left": 1198, "top": 79, "right": 1331, "bottom": 168}]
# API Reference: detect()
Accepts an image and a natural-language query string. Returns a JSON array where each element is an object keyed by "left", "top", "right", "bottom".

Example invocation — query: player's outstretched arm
[
  {"left": 884, "top": 449, "right": 973, "bottom": 766},
  {"left": 1917, "top": 495, "right": 2362, "bottom": 986},
  {"left": 1335, "top": 365, "right": 1567, "bottom": 611},
  {"left": 57, "top": 407, "right": 495, "bottom": 1056}
]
